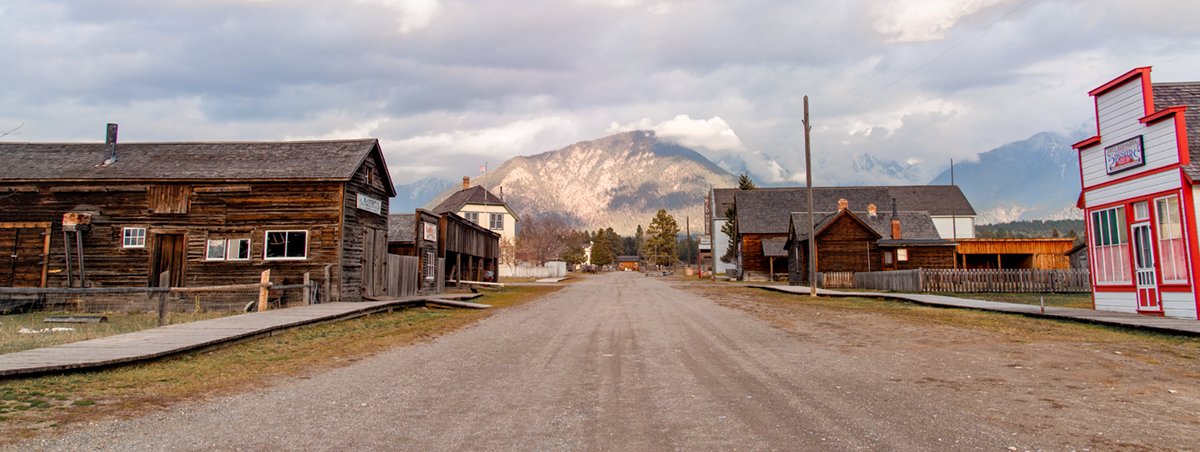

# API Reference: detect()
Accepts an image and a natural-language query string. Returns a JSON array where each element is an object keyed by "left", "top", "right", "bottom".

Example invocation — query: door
[
  {"left": 150, "top": 234, "right": 185, "bottom": 287},
  {"left": 361, "top": 228, "right": 387, "bottom": 297},
  {"left": 1, "top": 225, "right": 49, "bottom": 287},
  {"left": 1131, "top": 223, "right": 1160, "bottom": 312}
]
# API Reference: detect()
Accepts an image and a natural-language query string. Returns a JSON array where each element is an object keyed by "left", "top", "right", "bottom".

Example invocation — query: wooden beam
[
  {"left": 0, "top": 222, "right": 52, "bottom": 229},
  {"left": 48, "top": 185, "right": 148, "bottom": 193},
  {"left": 40, "top": 225, "right": 50, "bottom": 288}
]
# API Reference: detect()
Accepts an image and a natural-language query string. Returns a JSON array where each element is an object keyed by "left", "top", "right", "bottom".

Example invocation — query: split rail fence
[{"left": 851, "top": 268, "right": 1091, "bottom": 293}]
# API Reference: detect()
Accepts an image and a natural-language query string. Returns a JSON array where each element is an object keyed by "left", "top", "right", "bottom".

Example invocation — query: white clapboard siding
[
  {"left": 1162, "top": 291, "right": 1198, "bottom": 320},
  {"left": 1086, "top": 170, "right": 1181, "bottom": 207},
  {"left": 1082, "top": 121, "right": 1180, "bottom": 187},
  {"left": 1094, "top": 290, "right": 1137, "bottom": 313}
]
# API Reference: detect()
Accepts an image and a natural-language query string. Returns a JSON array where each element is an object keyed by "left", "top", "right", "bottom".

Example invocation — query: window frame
[
  {"left": 489, "top": 213, "right": 504, "bottom": 230},
  {"left": 206, "top": 239, "right": 228, "bottom": 261},
  {"left": 1090, "top": 205, "right": 1131, "bottom": 285},
  {"left": 1154, "top": 195, "right": 1188, "bottom": 284},
  {"left": 463, "top": 212, "right": 479, "bottom": 224},
  {"left": 263, "top": 230, "right": 309, "bottom": 261},
  {"left": 227, "top": 238, "right": 251, "bottom": 261},
  {"left": 122, "top": 227, "right": 147, "bottom": 249}
]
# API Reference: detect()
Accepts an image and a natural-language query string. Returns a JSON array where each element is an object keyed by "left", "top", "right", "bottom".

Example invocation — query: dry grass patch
[
  {"left": 0, "top": 285, "right": 561, "bottom": 444},
  {"left": 0, "top": 311, "right": 228, "bottom": 354},
  {"left": 931, "top": 292, "right": 1093, "bottom": 309}
]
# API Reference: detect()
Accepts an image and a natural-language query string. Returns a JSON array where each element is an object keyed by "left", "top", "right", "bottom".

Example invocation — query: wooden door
[
  {"left": 1131, "top": 223, "right": 1160, "bottom": 312},
  {"left": 1, "top": 226, "right": 48, "bottom": 287},
  {"left": 150, "top": 234, "right": 185, "bottom": 287},
  {"left": 361, "top": 228, "right": 387, "bottom": 297}
]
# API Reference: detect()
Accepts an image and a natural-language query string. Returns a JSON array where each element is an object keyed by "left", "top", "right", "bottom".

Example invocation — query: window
[
  {"left": 1091, "top": 206, "right": 1131, "bottom": 284},
  {"left": 489, "top": 213, "right": 504, "bottom": 230},
  {"left": 122, "top": 227, "right": 146, "bottom": 248},
  {"left": 206, "top": 238, "right": 251, "bottom": 261},
  {"left": 463, "top": 212, "right": 479, "bottom": 224},
  {"left": 424, "top": 251, "right": 436, "bottom": 281},
  {"left": 896, "top": 249, "right": 908, "bottom": 262},
  {"left": 884, "top": 251, "right": 893, "bottom": 265},
  {"left": 1134, "top": 201, "right": 1149, "bottom": 221},
  {"left": 265, "top": 230, "right": 308, "bottom": 260},
  {"left": 1156, "top": 196, "right": 1188, "bottom": 283}
]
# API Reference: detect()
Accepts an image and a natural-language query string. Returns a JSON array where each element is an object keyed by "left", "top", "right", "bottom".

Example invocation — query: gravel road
[{"left": 27, "top": 272, "right": 1048, "bottom": 450}]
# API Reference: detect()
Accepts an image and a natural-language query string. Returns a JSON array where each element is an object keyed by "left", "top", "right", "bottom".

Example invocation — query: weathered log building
[
  {"left": 387, "top": 209, "right": 442, "bottom": 293},
  {"left": 0, "top": 129, "right": 395, "bottom": 302},
  {"left": 439, "top": 212, "right": 501, "bottom": 284}
]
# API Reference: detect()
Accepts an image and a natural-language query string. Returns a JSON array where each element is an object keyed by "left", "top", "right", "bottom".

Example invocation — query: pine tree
[
  {"left": 737, "top": 172, "right": 756, "bottom": 190},
  {"left": 644, "top": 209, "right": 680, "bottom": 268},
  {"left": 590, "top": 228, "right": 614, "bottom": 266}
]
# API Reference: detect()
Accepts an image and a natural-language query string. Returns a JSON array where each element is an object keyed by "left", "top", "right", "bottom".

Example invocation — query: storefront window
[
  {"left": 1091, "top": 206, "right": 1130, "bottom": 284},
  {"left": 1155, "top": 196, "right": 1188, "bottom": 283}
]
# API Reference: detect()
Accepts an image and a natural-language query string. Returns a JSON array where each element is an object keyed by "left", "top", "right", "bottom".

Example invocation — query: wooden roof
[
  {"left": 761, "top": 237, "right": 789, "bottom": 257},
  {"left": 388, "top": 214, "right": 416, "bottom": 243},
  {"left": 430, "top": 186, "right": 514, "bottom": 218},
  {"left": 0, "top": 138, "right": 396, "bottom": 195},
  {"left": 738, "top": 186, "right": 974, "bottom": 234},
  {"left": 1152, "top": 82, "right": 1200, "bottom": 181}
]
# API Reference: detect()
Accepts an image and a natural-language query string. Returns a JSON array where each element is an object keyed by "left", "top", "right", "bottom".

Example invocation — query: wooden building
[
  {"left": 0, "top": 130, "right": 395, "bottom": 302},
  {"left": 1073, "top": 67, "right": 1200, "bottom": 319},
  {"left": 439, "top": 212, "right": 501, "bottom": 284},
  {"left": 787, "top": 202, "right": 956, "bottom": 285},
  {"left": 728, "top": 186, "right": 974, "bottom": 279},
  {"left": 387, "top": 209, "right": 441, "bottom": 293},
  {"left": 616, "top": 255, "right": 641, "bottom": 271},
  {"left": 954, "top": 238, "right": 1075, "bottom": 270}
]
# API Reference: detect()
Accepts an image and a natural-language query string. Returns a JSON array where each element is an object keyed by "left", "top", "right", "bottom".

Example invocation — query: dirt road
[{"left": 23, "top": 272, "right": 1198, "bottom": 450}]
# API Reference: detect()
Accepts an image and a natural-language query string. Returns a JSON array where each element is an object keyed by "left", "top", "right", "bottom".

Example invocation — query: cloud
[
  {"left": 871, "top": 0, "right": 1010, "bottom": 43},
  {"left": 607, "top": 115, "right": 744, "bottom": 152},
  {"left": 356, "top": 0, "right": 440, "bottom": 33}
]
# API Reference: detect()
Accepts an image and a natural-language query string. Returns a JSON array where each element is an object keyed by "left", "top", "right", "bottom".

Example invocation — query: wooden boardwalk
[
  {"left": 755, "top": 285, "right": 1200, "bottom": 336},
  {"left": 0, "top": 294, "right": 480, "bottom": 378}
]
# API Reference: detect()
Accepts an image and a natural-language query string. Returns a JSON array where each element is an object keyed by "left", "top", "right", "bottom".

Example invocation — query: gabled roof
[
  {"left": 736, "top": 186, "right": 975, "bottom": 234},
  {"left": 1153, "top": 82, "right": 1200, "bottom": 181},
  {"left": 431, "top": 185, "right": 515, "bottom": 219},
  {"left": 616, "top": 255, "right": 642, "bottom": 262},
  {"left": 0, "top": 139, "right": 396, "bottom": 195},
  {"left": 789, "top": 210, "right": 944, "bottom": 242},
  {"left": 388, "top": 214, "right": 416, "bottom": 243},
  {"left": 761, "top": 237, "right": 789, "bottom": 257}
]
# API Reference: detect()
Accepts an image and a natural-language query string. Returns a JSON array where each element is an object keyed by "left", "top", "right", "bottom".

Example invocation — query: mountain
[
  {"left": 391, "top": 177, "right": 455, "bottom": 213},
  {"left": 851, "top": 153, "right": 925, "bottom": 184},
  {"left": 425, "top": 131, "right": 737, "bottom": 235},
  {"left": 928, "top": 131, "right": 1082, "bottom": 224}
]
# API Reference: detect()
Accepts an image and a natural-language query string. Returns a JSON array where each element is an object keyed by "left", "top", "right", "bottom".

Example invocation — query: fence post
[
  {"left": 303, "top": 272, "right": 311, "bottom": 305},
  {"left": 323, "top": 265, "right": 331, "bottom": 303},
  {"left": 258, "top": 269, "right": 271, "bottom": 312},
  {"left": 156, "top": 271, "right": 170, "bottom": 327}
]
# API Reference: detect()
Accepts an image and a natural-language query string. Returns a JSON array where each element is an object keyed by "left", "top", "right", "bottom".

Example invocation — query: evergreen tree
[
  {"left": 605, "top": 227, "right": 621, "bottom": 258},
  {"left": 720, "top": 172, "right": 755, "bottom": 264},
  {"left": 644, "top": 209, "right": 680, "bottom": 268},
  {"left": 737, "top": 172, "right": 756, "bottom": 190},
  {"left": 590, "top": 228, "right": 615, "bottom": 266},
  {"left": 634, "top": 225, "right": 645, "bottom": 257}
]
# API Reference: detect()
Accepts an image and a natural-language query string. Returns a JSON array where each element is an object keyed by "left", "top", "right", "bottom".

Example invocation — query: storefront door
[{"left": 1131, "top": 223, "right": 1160, "bottom": 312}]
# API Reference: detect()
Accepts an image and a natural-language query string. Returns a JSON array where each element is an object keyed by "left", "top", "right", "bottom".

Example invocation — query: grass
[
  {"left": 0, "top": 311, "right": 228, "bottom": 354},
  {"left": 0, "top": 284, "right": 562, "bottom": 444},
  {"left": 931, "top": 292, "right": 1093, "bottom": 309}
]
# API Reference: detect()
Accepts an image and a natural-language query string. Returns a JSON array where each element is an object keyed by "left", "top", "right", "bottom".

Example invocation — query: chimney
[
  {"left": 867, "top": 203, "right": 877, "bottom": 218},
  {"left": 462, "top": 176, "right": 470, "bottom": 190},
  {"left": 104, "top": 123, "right": 118, "bottom": 165},
  {"left": 890, "top": 198, "right": 901, "bottom": 239},
  {"left": 837, "top": 198, "right": 848, "bottom": 211}
]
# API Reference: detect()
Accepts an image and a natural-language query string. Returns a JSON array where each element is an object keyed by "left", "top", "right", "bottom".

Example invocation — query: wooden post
[
  {"left": 323, "top": 265, "right": 331, "bottom": 303},
  {"left": 303, "top": 272, "right": 312, "bottom": 305},
  {"left": 157, "top": 271, "right": 170, "bottom": 326},
  {"left": 257, "top": 269, "right": 271, "bottom": 312}
]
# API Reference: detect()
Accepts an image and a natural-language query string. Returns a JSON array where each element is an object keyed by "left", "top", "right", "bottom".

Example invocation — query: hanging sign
[
  {"left": 356, "top": 193, "right": 384, "bottom": 214},
  {"left": 1105, "top": 135, "right": 1145, "bottom": 175},
  {"left": 423, "top": 221, "right": 438, "bottom": 242}
]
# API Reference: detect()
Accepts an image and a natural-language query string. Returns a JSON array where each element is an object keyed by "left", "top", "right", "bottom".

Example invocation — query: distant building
[
  {"left": 616, "top": 255, "right": 641, "bottom": 271},
  {"left": 431, "top": 176, "right": 518, "bottom": 244},
  {"left": 1073, "top": 67, "right": 1200, "bottom": 319}
]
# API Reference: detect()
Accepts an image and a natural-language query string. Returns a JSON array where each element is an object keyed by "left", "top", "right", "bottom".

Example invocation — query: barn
[
  {"left": 1073, "top": 67, "right": 1200, "bottom": 319},
  {"left": 0, "top": 128, "right": 395, "bottom": 302}
]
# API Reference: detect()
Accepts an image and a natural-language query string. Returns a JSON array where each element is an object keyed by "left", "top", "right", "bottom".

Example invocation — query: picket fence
[{"left": 853, "top": 268, "right": 1091, "bottom": 293}]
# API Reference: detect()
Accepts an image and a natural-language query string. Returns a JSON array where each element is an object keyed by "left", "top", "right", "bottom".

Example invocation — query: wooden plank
[{"left": 0, "top": 222, "right": 52, "bottom": 229}]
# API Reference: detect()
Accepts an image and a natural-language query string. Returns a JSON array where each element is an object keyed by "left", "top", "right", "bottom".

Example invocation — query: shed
[
  {"left": 616, "top": 255, "right": 641, "bottom": 271},
  {"left": 439, "top": 212, "right": 501, "bottom": 284},
  {"left": 0, "top": 131, "right": 394, "bottom": 302},
  {"left": 954, "top": 238, "right": 1075, "bottom": 270}
]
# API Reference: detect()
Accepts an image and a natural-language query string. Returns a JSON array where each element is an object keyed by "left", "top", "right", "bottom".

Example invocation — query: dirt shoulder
[{"left": 678, "top": 281, "right": 1200, "bottom": 451}]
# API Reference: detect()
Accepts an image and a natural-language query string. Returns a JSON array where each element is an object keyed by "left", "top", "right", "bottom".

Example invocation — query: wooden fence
[
  {"left": 816, "top": 272, "right": 855, "bottom": 289},
  {"left": 853, "top": 268, "right": 1091, "bottom": 293},
  {"left": 386, "top": 254, "right": 421, "bottom": 298}
]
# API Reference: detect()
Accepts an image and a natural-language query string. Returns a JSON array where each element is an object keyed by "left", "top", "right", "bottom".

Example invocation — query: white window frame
[
  {"left": 122, "top": 227, "right": 147, "bottom": 248},
  {"left": 1155, "top": 195, "right": 1188, "bottom": 283},
  {"left": 227, "top": 238, "right": 251, "bottom": 261},
  {"left": 896, "top": 248, "right": 908, "bottom": 262},
  {"left": 463, "top": 212, "right": 480, "bottom": 224},
  {"left": 489, "top": 213, "right": 504, "bottom": 230},
  {"left": 1091, "top": 205, "right": 1131, "bottom": 285},
  {"left": 206, "top": 239, "right": 227, "bottom": 261},
  {"left": 264, "top": 230, "right": 309, "bottom": 260}
]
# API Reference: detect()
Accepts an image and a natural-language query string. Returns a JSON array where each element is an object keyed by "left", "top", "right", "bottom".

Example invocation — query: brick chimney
[
  {"left": 462, "top": 176, "right": 470, "bottom": 190},
  {"left": 867, "top": 203, "right": 877, "bottom": 218},
  {"left": 890, "top": 198, "right": 901, "bottom": 239},
  {"left": 837, "top": 198, "right": 848, "bottom": 211}
]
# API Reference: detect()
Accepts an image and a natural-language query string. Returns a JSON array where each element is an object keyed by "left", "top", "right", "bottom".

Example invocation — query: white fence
[{"left": 501, "top": 261, "right": 568, "bottom": 279}]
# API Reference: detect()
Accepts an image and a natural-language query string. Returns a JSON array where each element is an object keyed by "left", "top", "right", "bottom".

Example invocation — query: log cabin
[
  {"left": 786, "top": 200, "right": 957, "bottom": 285},
  {"left": 0, "top": 127, "right": 395, "bottom": 302},
  {"left": 1073, "top": 67, "right": 1200, "bottom": 319}
]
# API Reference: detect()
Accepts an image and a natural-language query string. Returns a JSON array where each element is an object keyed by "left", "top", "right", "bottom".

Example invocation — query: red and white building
[{"left": 1074, "top": 67, "right": 1200, "bottom": 319}]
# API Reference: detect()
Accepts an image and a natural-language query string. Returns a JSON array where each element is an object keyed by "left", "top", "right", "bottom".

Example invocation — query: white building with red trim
[{"left": 1074, "top": 67, "right": 1200, "bottom": 319}]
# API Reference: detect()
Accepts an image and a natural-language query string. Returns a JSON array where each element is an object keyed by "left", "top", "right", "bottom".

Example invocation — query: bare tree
[
  {"left": 516, "top": 214, "right": 572, "bottom": 265},
  {"left": 0, "top": 123, "right": 23, "bottom": 138}
]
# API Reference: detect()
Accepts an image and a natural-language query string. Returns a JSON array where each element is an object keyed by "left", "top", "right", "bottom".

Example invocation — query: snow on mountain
[{"left": 391, "top": 176, "right": 455, "bottom": 213}]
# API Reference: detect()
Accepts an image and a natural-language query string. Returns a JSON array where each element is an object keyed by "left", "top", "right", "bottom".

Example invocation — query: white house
[
  {"left": 1073, "top": 66, "right": 1200, "bottom": 320},
  {"left": 431, "top": 176, "right": 519, "bottom": 244}
]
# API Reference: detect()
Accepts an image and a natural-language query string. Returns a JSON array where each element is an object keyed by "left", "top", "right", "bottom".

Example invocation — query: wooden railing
[
  {"left": 816, "top": 272, "right": 855, "bottom": 289},
  {"left": 853, "top": 268, "right": 1091, "bottom": 293}
]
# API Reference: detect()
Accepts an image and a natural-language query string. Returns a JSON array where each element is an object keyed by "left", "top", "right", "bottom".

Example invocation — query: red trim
[
  {"left": 1075, "top": 191, "right": 1085, "bottom": 209},
  {"left": 1094, "top": 285, "right": 1135, "bottom": 292},
  {"left": 1136, "top": 310, "right": 1166, "bottom": 317},
  {"left": 1141, "top": 106, "right": 1185, "bottom": 125},
  {"left": 1184, "top": 180, "right": 1200, "bottom": 319},
  {"left": 1073, "top": 135, "right": 1101, "bottom": 150},
  {"left": 1176, "top": 110, "right": 1190, "bottom": 167},
  {"left": 1158, "top": 285, "right": 1193, "bottom": 293},
  {"left": 1081, "top": 164, "right": 1181, "bottom": 192},
  {"left": 1142, "top": 72, "right": 1155, "bottom": 116},
  {"left": 1089, "top": 67, "right": 1152, "bottom": 97}
]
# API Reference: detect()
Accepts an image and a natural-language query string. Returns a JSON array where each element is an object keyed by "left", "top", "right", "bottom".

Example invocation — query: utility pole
[{"left": 804, "top": 95, "right": 817, "bottom": 297}]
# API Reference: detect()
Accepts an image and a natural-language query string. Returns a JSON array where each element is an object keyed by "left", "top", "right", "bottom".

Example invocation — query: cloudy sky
[{"left": 3, "top": 0, "right": 1200, "bottom": 186}]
